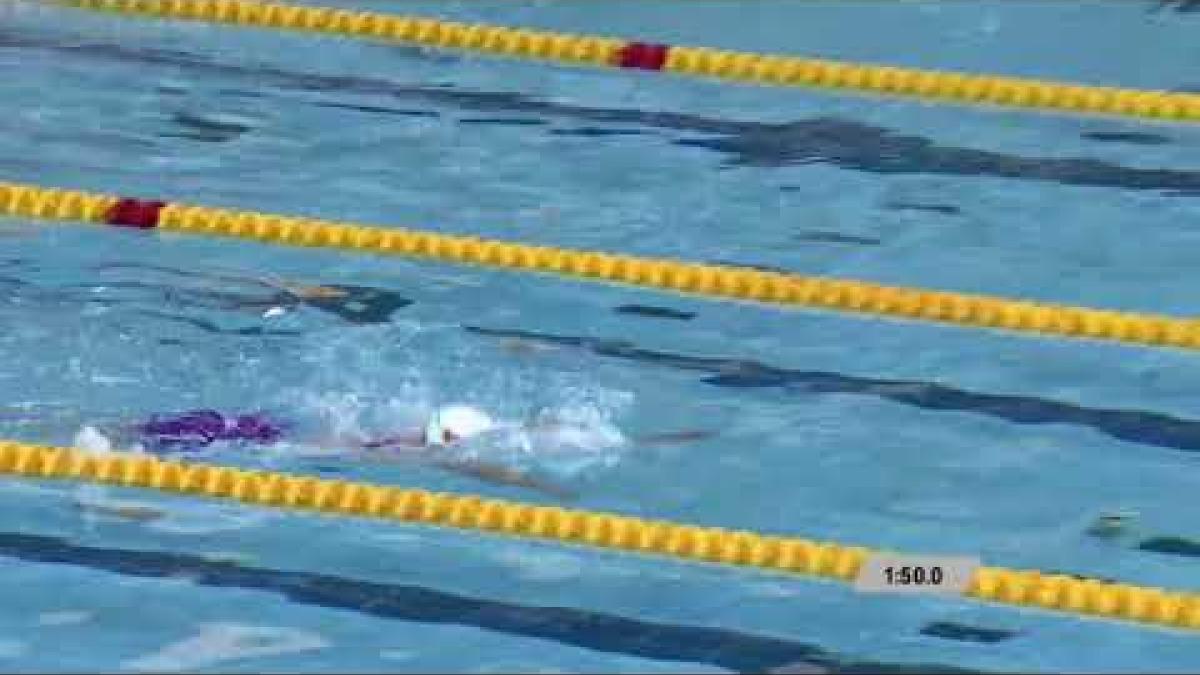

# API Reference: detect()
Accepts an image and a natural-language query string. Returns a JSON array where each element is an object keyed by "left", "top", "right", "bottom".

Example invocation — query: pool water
[{"left": 1, "top": 0, "right": 1199, "bottom": 671}]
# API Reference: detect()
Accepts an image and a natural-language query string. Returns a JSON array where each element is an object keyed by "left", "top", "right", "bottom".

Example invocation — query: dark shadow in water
[
  {"left": 671, "top": 127, "right": 1199, "bottom": 191},
  {"left": 171, "top": 111, "right": 255, "bottom": 136},
  {"left": 615, "top": 304, "right": 696, "bottom": 321},
  {"left": 1081, "top": 131, "right": 1172, "bottom": 146},
  {"left": 879, "top": 202, "right": 962, "bottom": 217},
  {"left": 157, "top": 130, "right": 240, "bottom": 143},
  {"left": 549, "top": 127, "right": 649, "bottom": 138},
  {"left": 217, "top": 87, "right": 267, "bottom": 99},
  {"left": 705, "top": 259, "right": 797, "bottom": 274},
  {"left": 1153, "top": 0, "right": 1200, "bottom": 12},
  {"left": 126, "top": 111, "right": 260, "bottom": 143},
  {"left": 1137, "top": 536, "right": 1200, "bottom": 558},
  {"left": 310, "top": 100, "right": 441, "bottom": 118},
  {"left": 457, "top": 117, "right": 548, "bottom": 126},
  {"left": 0, "top": 530, "right": 976, "bottom": 673},
  {"left": 164, "top": 111, "right": 255, "bottom": 143},
  {"left": 919, "top": 622, "right": 1020, "bottom": 644},
  {"left": 5, "top": 30, "right": 1200, "bottom": 195},
  {"left": 464, "top": 326, "right": 1200, "bottom": 453},
  {"left": 792, "top": 231, "right": 885, "bottom": 246}
]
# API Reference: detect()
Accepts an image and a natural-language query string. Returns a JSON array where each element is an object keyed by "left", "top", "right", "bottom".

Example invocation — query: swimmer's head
[{"left": 424, "top": 404, "right": 496, "bottom": 446}]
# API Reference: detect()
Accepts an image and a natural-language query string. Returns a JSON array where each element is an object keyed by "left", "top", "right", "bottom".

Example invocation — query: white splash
[{"left": 73, "top": 426, "right": 112, "bottom": 454}]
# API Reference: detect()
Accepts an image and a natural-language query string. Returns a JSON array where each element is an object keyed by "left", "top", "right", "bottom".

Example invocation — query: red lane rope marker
[
  {"left": 105, "top": 199, "right": 166, "bottom": 229},
  {"left": 615, "top": 42, "right": 671, "bottom": 71}
]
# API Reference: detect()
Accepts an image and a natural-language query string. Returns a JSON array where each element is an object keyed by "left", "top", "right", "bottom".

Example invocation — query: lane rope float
[
  {"left": 0, "top": 439, "right": 1197, "bottom": 631},
  {"left": 54, "top": 0, "right": 1200, "bottom": 123},
  {"left": 3, "top": 179, "right": 1200, "bottom": 352}
]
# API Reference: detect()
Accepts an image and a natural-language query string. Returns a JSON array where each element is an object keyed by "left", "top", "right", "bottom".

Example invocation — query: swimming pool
[{"left": 1, "top": 0, "right": 1200, "bottom": 671}]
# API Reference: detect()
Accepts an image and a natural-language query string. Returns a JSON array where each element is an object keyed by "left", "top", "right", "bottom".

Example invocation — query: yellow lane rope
[
  {"left": 2, "top": 179, "right": 1199, "bottom": 352},
  {"left": 55, "top": 0, "right": 1200, "bottom": 123},
  {"left": 1, "top": 439, "right": 1197, "bottom": 631}
]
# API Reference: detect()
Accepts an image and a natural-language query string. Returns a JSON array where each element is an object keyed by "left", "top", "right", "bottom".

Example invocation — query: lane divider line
[
  {"left": 1, "top": 439, "right": 1197, "bottom": 631},
  {"left": 3, "top": 179, "right": 1200, "bottom": 353},
  {"left": 53, "top": 0, "right": 1200, "bottom": 123}
]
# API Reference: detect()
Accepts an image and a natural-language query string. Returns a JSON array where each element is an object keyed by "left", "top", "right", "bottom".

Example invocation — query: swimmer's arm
[
  {"left": 358, "top": 430, "right": 427, "bottom": 451},
  {"left": 429, "top": 457, "right": 578, "bottom": 501},
  {"left": 167, "top": 270, "right": 306, "bottom": 310},
  {"left": 350, "top": 444, "right": 576, "bottom": 500},
  {"left": 291, "top": 429, "right": 429, "bottom": 458},
  {"left": 99, "top": 263, "right": 339, "bottom": 303},
  {"left": 157, "top": 265, "right": 294, "bottom": 295},
  {"left": 207, "top": 270, "right": 344, "bottom": 301},
  {"left": 92, "top": 262, "right": 290, "bottom": 311},
  {"left": 95, "top": 262, "right": 274, "bottom": 294},
  {"left": 525, "top": 421, "right": 715, "bottom": 447}
]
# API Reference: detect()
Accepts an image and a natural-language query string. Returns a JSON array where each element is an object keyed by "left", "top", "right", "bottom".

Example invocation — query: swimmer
[
  {"left": 78, "top": 405, "right": 712, "bottom": 500},
  {"left": 90, "top": 262, "right": 413, "bottom": 325},
  {"left": 115, "top": 405, "right": 570, "bottom": 498}
]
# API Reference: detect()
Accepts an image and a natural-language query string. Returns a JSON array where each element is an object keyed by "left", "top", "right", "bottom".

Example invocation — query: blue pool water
[{"left": 1, "top": 0, "right": 1199, "bottom": 671}]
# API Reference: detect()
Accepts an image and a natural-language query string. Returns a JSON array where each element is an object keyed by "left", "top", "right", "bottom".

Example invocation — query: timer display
[{"left": 882, "top": 565, "right": 945, "bottom": 586}]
